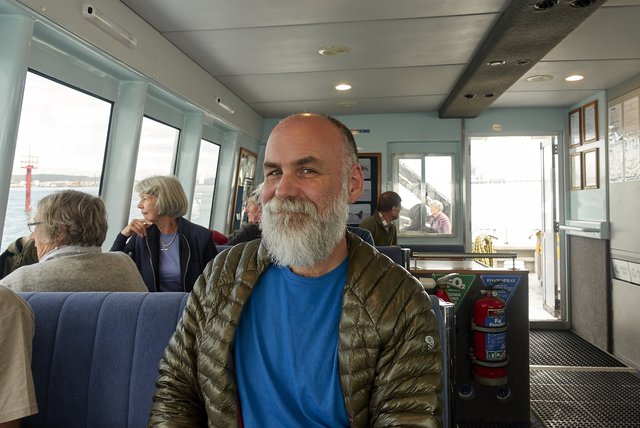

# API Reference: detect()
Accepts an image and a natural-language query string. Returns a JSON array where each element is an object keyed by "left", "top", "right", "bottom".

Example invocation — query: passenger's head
[
  {"left": 244, "top": 183, "right": 263, "bottom": 224},
  {"left": 260, "top": 113, "right": 364, "bottom": 268},
  {"left": 428, "top": 199, "right": 444, "bottom": 214},
  {"left": 31, "top": 190, "right": 108, "bottom": 259},
  {"left": 377, "top": 191, "right": 402, "bottom": 220},
  {"left": 135, "top": 175, "right": 188, "bottom": 219}
]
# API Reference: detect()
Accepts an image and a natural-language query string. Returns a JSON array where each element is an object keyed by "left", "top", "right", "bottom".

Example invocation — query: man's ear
[{"left": 347, "top": 162, "right": 365, "bottom": 204}]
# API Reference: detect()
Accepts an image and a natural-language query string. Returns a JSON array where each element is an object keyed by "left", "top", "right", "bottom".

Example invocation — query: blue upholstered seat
[
  {"left": 19, "top": 292, "right": 189, "bottom": 428},
  {"left": 18, "top": 291, "right": 451, "bottom": 427},
  {"left": 405, "top": 243, "right": 465, "bottom": 254},
  {"left": 376, "top": 245, "right": 403, "bottom": 264}
]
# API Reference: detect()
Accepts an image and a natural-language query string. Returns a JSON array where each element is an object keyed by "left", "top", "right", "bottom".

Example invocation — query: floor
[
  {"left": 528, "top": 272, "right": 556, "bottom": 321},
  {"left": 529, "top": 330, "right": 640, "bottom": 428}
]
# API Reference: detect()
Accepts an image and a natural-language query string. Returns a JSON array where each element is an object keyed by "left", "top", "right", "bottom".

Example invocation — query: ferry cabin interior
[{"left": 1, "top": 0, "right": 640, "bottom": 426}]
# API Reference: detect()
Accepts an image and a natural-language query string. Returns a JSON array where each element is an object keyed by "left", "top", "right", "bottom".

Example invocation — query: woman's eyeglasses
[{"left": 27, "top": 221, "right": 43, "bottom": 233}]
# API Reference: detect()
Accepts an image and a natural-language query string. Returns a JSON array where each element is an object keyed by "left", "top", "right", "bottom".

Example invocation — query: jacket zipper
[
  {"left": 145, "top": 236, "right": 157, "bottom": 291},
  {"left": 180, "top": 234, "right": 190, "bottom": 291}
]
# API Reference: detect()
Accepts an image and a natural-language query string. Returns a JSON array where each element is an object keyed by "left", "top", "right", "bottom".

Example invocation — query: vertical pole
[
  {"left": 0, "top": 16, "right": 34, "bottom": 243},
  {"left": 25, "top": 165, "right": 32, "bottom": 212},
  {"left": 100, "top": 81, "right": 148, "bottom": 250}
]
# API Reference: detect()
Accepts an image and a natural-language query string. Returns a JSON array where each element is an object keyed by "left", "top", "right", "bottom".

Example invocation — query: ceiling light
[
  {"left": 215, "top": 97, "right": 235, "bottom": 114},
  {"left": 527, "top": 74, "right": 553, "bottom": 82},
  {"left": 318, "top": 45, "right": 351, "bottom": 56},
  {"left": 82, "top": 3, "right": 137, "bottom": 48},
  {"left": 514, "top": 59, "right": 531, "bottom": 66},
  {"left": 335, "top": 83, "right": 352, "bottom": 91},
  {"left": 487, "top": 60, "right": 506, "bottom": 66},
  {"left": 565, "top": 75, "right": 584, "bottom": 82}
]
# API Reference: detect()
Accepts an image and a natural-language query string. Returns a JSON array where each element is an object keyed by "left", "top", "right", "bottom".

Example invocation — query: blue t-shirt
[{"left": 234, "top": 259, "right": 349, "bottom": 427}]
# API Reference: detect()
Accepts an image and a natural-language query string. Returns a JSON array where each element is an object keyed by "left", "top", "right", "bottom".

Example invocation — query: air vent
[
  {"left": 570, "top": 0, "right": 595, "bottom": 7},
  {"left": 533, "top": 0, "right": 559, "bottom": 10}
]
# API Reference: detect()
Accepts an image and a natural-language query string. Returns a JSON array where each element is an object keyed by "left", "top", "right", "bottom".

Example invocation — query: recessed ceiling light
[
  {"left": 565, "top": 75, "right": 584, "bottom": 82},
  {"left": 318, "top": 45, "right": 351, "bottom": 56},
  {"left": 335, "top": 83, "right": 352, "bottom": 91},
  {"left": 527, "top": 74, "right": 553, "bottom": 82},
  {"left": 487, "top": 60, "right": 506, "bottom": 66}
]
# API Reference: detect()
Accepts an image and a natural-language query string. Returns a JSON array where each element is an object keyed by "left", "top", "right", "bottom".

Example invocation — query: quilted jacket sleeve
[
  {"left": 371, "top": 275, "right": 442, "bottom": 427},
  {"left": 148, "top": 271, "right": 210, "bottom": 427},
  {"left": 342, "top": 236, "right": 442, "bottom": 428}
]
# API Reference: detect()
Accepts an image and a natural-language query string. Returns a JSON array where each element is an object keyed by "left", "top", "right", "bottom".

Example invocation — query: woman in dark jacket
[{"left": 111, "top": 175, "right": 217, "bottom": 292}]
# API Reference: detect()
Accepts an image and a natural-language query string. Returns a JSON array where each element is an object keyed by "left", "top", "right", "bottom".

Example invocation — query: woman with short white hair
[
  {"left": 427, "top": 199, "right": 452, "bottom": 234},
  {"left": 111, "top": 175, "right": 217, "bottom": 292}
]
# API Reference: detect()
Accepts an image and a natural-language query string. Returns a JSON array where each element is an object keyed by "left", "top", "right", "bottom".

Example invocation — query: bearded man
[{"left": 149, "top": 113, "right": 442, "bottom": 427}]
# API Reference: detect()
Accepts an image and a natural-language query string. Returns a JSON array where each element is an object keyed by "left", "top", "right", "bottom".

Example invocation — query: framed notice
[
  {"left": 582, "top": 100, "right": 599, "bottom": 143},
  {"left": 583, "top": 148, "right": 599, "bottom": 189},
  {"left": 569, "top": 107, "right": 582, "bottom": 148},
  {"left": 570, "top": 152, "right": 583, "bottom": 191},
  {"left": 349, "top": 152, "right": 381, "bottom": 226}
]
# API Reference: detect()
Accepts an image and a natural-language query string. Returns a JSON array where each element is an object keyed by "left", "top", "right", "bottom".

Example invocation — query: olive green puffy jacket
[{"left": 149, "top": 232, "right": 442, "bottom": 427}]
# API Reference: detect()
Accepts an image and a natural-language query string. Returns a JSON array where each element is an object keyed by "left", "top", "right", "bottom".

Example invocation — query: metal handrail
[
  {"left": 411, "top": 252, "right": 519, "bottom": 270},
  {"left": 412, "top": 252, "right": 518, "bottom": 259}
]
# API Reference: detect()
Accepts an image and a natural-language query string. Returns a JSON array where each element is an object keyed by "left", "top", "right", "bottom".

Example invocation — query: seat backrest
[
  {"left": 406, "top": 243, "right": 465, "bottom": 254},
  {"left": 429, "top": 294, "right": 455, "bottom": 428},
  {"left": 376, "top": 245, "right": 403, "bottom": 265},
  {"left": 346, "top": 226, "right": 375, "bottom": 245},
  {"left": 216, "top": 244, "right": 234, "bottom": 253},
  {"left": 19, "top": 292, "right": 189, "bottom": 428}
]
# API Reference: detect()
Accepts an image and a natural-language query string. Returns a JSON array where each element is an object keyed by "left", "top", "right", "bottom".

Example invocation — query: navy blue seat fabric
[
  {"left": 405, "top": 243, "right": 465, "bottom": 254},
  {"left": 376, "top": 245, "right": 403, "bottom": 265},
  {"left": 19, "top": 292, "right": 189, "bottom": 428},
  {"left": 346, "top": 226, "right": 375, "bottom": 245},
  {"left": 216, "top": 244, "right": 234, "bottom": 253}
]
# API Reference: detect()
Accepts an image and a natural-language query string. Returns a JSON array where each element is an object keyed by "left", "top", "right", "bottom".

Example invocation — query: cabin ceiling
[{"left": 120, "top": 0, "right": 640, "bottom": 119}]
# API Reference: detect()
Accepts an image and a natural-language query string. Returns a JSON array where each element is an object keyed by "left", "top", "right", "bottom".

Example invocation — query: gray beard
[{"left": 260, "top": 190, "right": 349, "bottom": 268}]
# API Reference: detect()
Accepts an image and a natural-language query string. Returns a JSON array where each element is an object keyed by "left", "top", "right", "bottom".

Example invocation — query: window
[
  {"left": 2, "top": 71, "right": 112, "bottom": 249},
  {"left": 190, "top": 139, "right": 220, "bottom": 228},
  {"left": 395, "top": 154, "right": 454, "bottom": 235},
  {"left": 128, "top": 117, "right": 180, "bottom": 220}
]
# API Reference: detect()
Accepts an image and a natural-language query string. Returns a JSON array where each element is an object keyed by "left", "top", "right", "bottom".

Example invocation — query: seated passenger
[
  {"left": 358, "top": 191, "right": 402, "bottom": 245},
  {"left": 0, "top": 236, "right": 38, "bottom": 279},
  {"left": 2, "top": 190, "right": 146, "bottom": 292},
  {"left": 0, "top": 285, "right": 38, "bottom": 427},
  {"left": 346, "top": 225, "right": 375, "bottom": 245},
  {"left": 227, "top": 184, "right": 263, "bottom": 245},
  {"left": 111, "top": 175, "right": 218, "bottom": 292},
  {"left": 149, "top": 113, "right": 441, "bottom": 427},
  {"left": 427, "top": 200, "right": 452, "bottom": 234}
]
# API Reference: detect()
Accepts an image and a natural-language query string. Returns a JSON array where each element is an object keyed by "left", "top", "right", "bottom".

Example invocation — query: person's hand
[{"left": 121, "top": 219, "right": 151, "bottom": 237}]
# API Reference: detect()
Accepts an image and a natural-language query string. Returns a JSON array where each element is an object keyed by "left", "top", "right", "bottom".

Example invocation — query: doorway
[{"left": 469, "top": 135, "right": 561, "bottom": 321}]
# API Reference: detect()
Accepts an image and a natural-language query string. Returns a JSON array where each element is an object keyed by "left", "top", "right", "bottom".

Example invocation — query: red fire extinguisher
[{"left": 470, "top": 289, "right": 508, "bottom": 386}]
